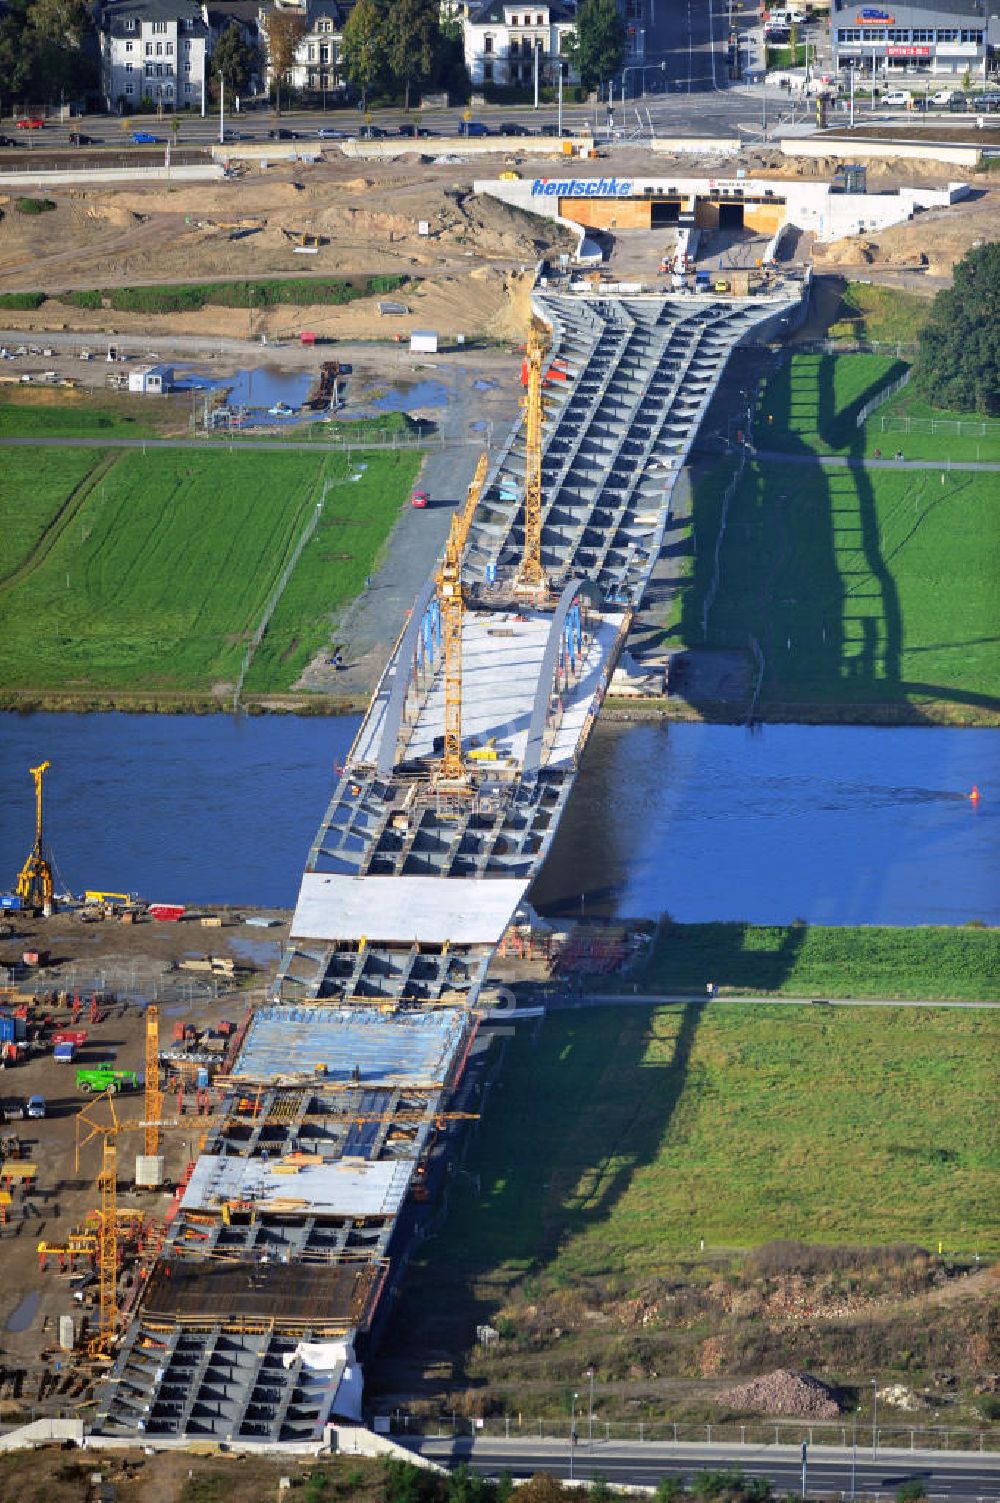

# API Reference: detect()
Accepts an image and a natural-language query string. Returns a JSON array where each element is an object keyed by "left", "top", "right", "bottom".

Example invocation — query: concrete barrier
[
  {"left": 649, "top": 137, "right": 742, "bottom": 155},
  {"left": 0, "top": 1417, "right": 84, "bottom": 1451},
  {"left": 0, "top": 165, "right": 223, "bottom": 187},
  {"left": 779, "top": 135, "right": 982, "bottom": 168},
  {"left": 327, "top": 1425, "right": 446, "bottom": 1471}
]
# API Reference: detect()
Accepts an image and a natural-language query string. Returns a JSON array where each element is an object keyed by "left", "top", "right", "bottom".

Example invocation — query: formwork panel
[{"left": 232, "top": 1003, "right": 470, "bottom": 1085}]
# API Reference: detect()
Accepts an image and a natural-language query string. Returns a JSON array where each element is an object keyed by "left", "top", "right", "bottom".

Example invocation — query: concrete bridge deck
[{"left": 91, "top": 281, "right": 806, "bottom": 1446}]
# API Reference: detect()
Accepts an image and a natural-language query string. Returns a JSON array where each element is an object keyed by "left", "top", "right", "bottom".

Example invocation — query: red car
[
  {"left": 410, "top": 488, "right": 429, "bottom": 509},
  {"left": 16, "top": 117, "right": 44, "bottom": 130}
]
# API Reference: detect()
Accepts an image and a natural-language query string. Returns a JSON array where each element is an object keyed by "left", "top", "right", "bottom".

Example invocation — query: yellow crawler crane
[
  {"left": 515, "top": 326, "right": 549, "bottom": 597},
  {"left": 16, "top": 761, "right": 54, "bottom": 912},
  {"left": 145, "top": 1005, "right": 161, "bottom": 1158},
  {"left": 432, "top": 451, "right": 489, "bottom": 790}
]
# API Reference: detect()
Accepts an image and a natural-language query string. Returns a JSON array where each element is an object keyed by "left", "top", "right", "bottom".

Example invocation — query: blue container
[
  {"left": 0, "top": 895, "right": 22, "bottom": 911},
  {"left": 0, "top": 1015, "right": 16, "bottom": 1044},
  {"left": 196, "top": 1066, "right": 210, "bottom": 1089}
]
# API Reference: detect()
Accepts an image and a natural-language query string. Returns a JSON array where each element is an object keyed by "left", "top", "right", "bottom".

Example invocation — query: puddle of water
[
  {"left": 6, "top": 1291, "right": 40, "bottom": 1332},
  {"left": 174, "top": 367, "right": 315, "bottom": 426},
  {"left": 373, "top": 379, "right": 450, "bottom": 412},
  {"left": 229, "top": 935, "right": 282, "bottom": 966}
]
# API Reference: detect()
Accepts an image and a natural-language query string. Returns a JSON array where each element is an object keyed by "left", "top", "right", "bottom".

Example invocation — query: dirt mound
[{"left": 719, "top": 1369, "right": 842, "bottom": 1417}]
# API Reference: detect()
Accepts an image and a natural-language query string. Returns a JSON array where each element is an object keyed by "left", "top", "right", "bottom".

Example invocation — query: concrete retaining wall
[
  {"left": 0, "top": 1418, "right": 84, "bottom": 1452},
  {"left": 780, "top": 135, "right": 982, "bottom": 167},
  {"left": 0, "top": 165, "right": 222, "bottom": 187},
  {"left": 649, "top": 137, "right": 742, "bottom": 155}
]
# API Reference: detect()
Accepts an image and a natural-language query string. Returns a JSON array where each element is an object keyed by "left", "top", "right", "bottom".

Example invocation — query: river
[{"left": 1, "top": 714, "right": 996, "bottom": 925}]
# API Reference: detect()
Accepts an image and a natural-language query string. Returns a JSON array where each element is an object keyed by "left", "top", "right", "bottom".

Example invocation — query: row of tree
[
  {"left": 0, "top": 0, "right": 97, "bottom": 108},
  {"left": 0, "top": 0, "right": 627, "bottom": 112}
]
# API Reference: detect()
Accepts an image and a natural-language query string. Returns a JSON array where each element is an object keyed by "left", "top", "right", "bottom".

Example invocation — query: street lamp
[
  {"left": 587, "top": 1366, "right": 595, "bottom": 1446},
  {"left": 871, "top": 1378, "right": 878, "bottom": 1461},
  {"left": 570, "top": 1392, "right": 579, "bottom": 1480}
]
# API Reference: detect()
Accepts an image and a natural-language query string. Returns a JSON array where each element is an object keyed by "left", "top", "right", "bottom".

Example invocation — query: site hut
[
  {"left": 98, "top": 0, "right": 209, "bottom": 115},
  {"left": 830, "top": 0, "right": 997, "bottom": 81},
  {"left": 476, "top": 172, "right": 968, "bottom": 250},
  {"left": 128, "top": 363, "right": 174, "bottom": 394}
]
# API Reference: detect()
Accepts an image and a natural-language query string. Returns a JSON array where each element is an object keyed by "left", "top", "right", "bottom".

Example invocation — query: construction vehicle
[
  {"left": 83, "top": 890, "right": 146, "bottom": 915},
  {"left": 15, "top": 762, "right": 54, "bottom": 914},
  {"left": 76, "top": 1066, "right": 139, "bottom": 1095}
]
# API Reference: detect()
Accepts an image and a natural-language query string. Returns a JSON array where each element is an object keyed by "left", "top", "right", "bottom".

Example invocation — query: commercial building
[
  {"left": 99, "top": 0, "right": 210, "bottom": 112},
  {"left": 830, "top": 0, "right": 998, "bottom": 79}
]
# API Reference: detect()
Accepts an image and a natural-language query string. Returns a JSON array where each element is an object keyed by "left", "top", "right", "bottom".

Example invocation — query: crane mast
[
  {"left": 15, "top": 761, "right": 54, "bottom": 912},
  {"left": 145, "top": 1005, "right": 161, "bottom": 1158},
  {"left": 515, "top": 327, "right": 549, "bottom": 597},
  {"left": 432, "top": 451, "right": 488, "bottom": 791}
]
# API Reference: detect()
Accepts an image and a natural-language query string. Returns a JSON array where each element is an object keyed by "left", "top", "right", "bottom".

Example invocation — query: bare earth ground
[
  {"left": 0, "top": 907, "right": 288, "bottom": 1402},
  {"left": 0, "top": 146, "right": 996, "bottom": 348}
]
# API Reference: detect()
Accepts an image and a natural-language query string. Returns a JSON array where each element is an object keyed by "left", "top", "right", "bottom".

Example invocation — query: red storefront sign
[{"left": 886, "top": 44, "right": 932, "bottom": 56}]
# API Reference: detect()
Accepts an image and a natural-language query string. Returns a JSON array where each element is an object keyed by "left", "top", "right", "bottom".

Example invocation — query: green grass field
[
  {"left": 0, "top": 392, "right": 168, "bottom": 439},
  {"left": 0, "top": 448, "right": 107, "bottom": 581},
  {"left": 0, "top": 447, "right": 416, "bottom": 694},
  {"left": 760, "top": 353, "right": 1000, "bottom": 461},
  {"left": 827, "top": 282, "right": 932, "bottom": 345},
  {"left": 431, "top": 1003, "right": 999, "bottom": 1280},
  {"left": 696, "top": 461, "right": 1000, "bottom": 712},
  {"left": 639, "top": 922, "right": 1000, "bottom": 1000}
]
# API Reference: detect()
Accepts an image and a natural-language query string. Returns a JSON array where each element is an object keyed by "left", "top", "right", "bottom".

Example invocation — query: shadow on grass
[
  {"left": 369, "top": 999, "right": 714, "bottom": 1396},
  {"left": 640, "top": 920, "right": 810, "bottom": 994}
]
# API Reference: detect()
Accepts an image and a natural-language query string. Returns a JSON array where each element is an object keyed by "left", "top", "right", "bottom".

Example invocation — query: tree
[
  {"left": 26, "top": 0, "right": 97, "bottom": 101},
  {"left": 913, "top": 242, "right": 1000, "bottom": 416},
  {"left": 387, "top": 0, "right": 439, "bottom": 109},
  {"left": 262, "top": 6, "right": 306, "bottom": 114},
  {"left": 566, "top": 0, "right": 625, "bottom": 93},
  {"left": 212, "top": 22, "right": 260, "bottom": 98},
  {"left": 341, "top": 0, "right": 389, "bottom": 107}
]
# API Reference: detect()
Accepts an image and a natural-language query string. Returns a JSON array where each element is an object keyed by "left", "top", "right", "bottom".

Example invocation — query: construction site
[{"left": 0, "top": 245, "right": 819, "bottom": 1457}]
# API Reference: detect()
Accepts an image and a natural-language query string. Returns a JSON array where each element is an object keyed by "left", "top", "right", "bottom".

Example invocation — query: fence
[
  {"left": 701, "top": 385, "right": 760, "bottom": 640},
  {"left": 794, "top": 339, "right": 919, "bottom": 359},
  {"left": 856, "top": 367, "right": 912, "bottom": 427},
  {"left": 880, "top": 413, "right": 1000, "bottom": 437},
  {"left": 385, "top": 1412, "right": 1000, "bottom": 1453}
]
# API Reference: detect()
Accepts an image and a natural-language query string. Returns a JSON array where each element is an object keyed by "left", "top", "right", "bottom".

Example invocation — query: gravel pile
[{"left": 719, "top": 1369, "right": 841, "bottom": 1418}]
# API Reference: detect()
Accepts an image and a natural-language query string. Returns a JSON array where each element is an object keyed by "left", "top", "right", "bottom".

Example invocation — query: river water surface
[{"left": 1, "top": 714, "right": 996, "bottom": 925}]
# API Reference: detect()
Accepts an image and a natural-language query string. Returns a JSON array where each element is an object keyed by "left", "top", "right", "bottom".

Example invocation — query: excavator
[{"left": 15, "top": 761, "right": 54, "bottom": 914}]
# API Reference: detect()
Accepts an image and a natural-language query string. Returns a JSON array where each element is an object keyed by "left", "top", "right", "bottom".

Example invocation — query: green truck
[{"left": 75, "top": 1066, "right": 139, "bottom": 1094}]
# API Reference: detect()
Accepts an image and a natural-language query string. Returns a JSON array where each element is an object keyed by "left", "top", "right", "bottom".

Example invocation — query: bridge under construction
[{"left": 92, "top": 279, "right": 806, "bottom": 1448}]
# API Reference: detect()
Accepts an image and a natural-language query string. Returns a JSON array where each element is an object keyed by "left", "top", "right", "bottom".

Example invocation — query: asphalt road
[
  {"left": 405, "top": 1438, "right": 1000, "bottom": 1500},
  {"left": 544, "top": 992, "right": 1000, "bottom": 1010}
]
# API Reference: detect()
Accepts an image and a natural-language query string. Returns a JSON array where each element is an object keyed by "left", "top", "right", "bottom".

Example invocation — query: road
[
  {"left": 403, "top": 1438, "right": 1000, "bottom": 1500},
  {"left": 752, "top": 451, "right": 1000, "bottom": 472}
]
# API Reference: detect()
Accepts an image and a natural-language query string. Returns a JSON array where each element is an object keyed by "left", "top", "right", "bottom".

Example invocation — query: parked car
[
  {"left": 457, "top": 120, "right": 489, "bottom": 136},
  {"left": 16, "top": 117, "right": 45, "bottom": 130},
  {"left": 26, "top": 1095, "right": 46, "bottom": 1119},
  {"left": 881, "top": 89, "right": 911, "bottom": 107},
  {"left": 130, "top": 130, "right": 161, "bottom": 144},
  {"left": 268, "top": 127, "right": 299, "bottom": 139},
  {"left": 930, "top": 88, "right": 958, "bottom": 106},
  {"left": 410, "top": 488, "right": 429, "bottom": 509},
  {"left": 970, "top": 90, "right": 1000, "bottom": 111},
  {"left": 499, "top": 121, "right": 531, "bottom": 135},
  {"left": 357, "top": 124, "right": 388, "bottom": 138},
  {"left": 317, "top": 126, "right": 345, "bottom": 139},
  {"left": 0, "top": 135, "right": 20, "bottom": 147},
  {"left": 948, "top": 94, "right": 972, "bottom": 111},
  {"left": 1, "top": 1097, "right": 25, "bottom": 1121},
  {"left": 68, "top": 131, "right": 98, "bottom": 145}
]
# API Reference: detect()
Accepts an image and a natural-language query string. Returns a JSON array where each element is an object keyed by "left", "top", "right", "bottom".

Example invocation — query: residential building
[
  {"left": 830, "top": 0, "right": 998, "bottom": 79},
  {"left": 258, "top": 0, "right": 353, "bottom": 98},
  {"left": 99, "top": 0, "right": 210, "bottom": 111},
  {"left": 462, "top": 0, "right": 577, "bottom": 89}
]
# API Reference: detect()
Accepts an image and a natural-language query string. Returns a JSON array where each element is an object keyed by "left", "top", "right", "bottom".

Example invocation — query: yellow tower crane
[
  {"left": 432, "top": 451, "right": 489, "bottom": 791},
  {"left": 145, "top": 1005, "right": 161, "bottom": 1158},
  {"left": 75, "top": 1087, "right": 212, "bottom": 1357},
  {"left": 15, "top": 761, "right": 54, "bottom": 913},
  {"left": 515, "top": 327, "right": 549, "bottom": 598}
]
